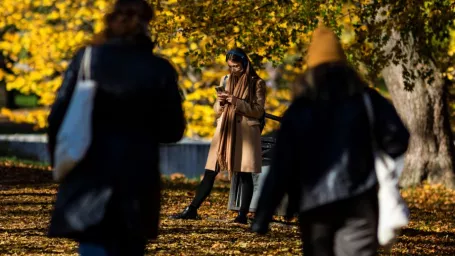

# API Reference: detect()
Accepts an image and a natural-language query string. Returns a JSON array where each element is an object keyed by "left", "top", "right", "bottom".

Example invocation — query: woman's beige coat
[{"left": 205, "top": 75, "right": 266, "bottom": 173}]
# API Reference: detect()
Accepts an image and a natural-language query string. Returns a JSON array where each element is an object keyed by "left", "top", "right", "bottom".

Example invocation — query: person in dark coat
[
  {"left": 46, "top": 0, "right": 185, "bottom": 255},
  {"left": 251, "top": 25, "right": 410, "bottom": 256}
]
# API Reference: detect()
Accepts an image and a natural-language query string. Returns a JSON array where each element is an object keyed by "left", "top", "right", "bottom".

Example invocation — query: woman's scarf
[{"left": 217, "top": 62, "right": 255, "bottom": 178}]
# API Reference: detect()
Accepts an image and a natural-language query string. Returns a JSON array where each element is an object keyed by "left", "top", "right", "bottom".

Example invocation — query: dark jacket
[
  {"left": 47, "top": 36, "right": 185, "bottom": 242},
  {"left": 252, "top": 85, "right": 409, "bottom": 232}
]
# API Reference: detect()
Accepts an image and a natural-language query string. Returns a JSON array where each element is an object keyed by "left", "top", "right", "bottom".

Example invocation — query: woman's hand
[
  {"left": 226, "top": 95, "right": 237, "bottom": 105},
  {"left": 217, "top": 92, "right": 228, "bottom": 105}
]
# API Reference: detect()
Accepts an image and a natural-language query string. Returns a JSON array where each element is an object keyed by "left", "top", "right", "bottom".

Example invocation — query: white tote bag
[
  {"left": 362, "top": 93, "right": 409, "bottom": 251},
  {"left": 53, "top": 47, "right": 97, "bottom": 182}
]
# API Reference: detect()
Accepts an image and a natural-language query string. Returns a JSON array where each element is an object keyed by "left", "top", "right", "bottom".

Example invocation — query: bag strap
[
  {"left": 77, "top": 46, "right": 92, "bottom": 81},
  {"left": 363, "top": 92, "right": 374, "bottom": 127},
  {"left": 362, "top": 92, "right": 379, "bottom": 151}
]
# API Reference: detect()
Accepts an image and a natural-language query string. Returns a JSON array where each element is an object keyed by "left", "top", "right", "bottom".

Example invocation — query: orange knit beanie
[{"left": 306, "top": 24, "right": 346, "bottom": 68}]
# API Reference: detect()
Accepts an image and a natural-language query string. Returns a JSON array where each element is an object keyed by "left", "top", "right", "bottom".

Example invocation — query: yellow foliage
[
  {"left": 0, "top": 0, "right": 309, "bottom": 137},
  {"left": 1, "top": 108, "right": 49, "bottom": 129}
]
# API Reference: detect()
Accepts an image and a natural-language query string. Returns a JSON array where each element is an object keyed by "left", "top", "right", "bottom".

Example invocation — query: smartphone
[{"left": 215, "top": 86, "right": 225, "bottom": 93}]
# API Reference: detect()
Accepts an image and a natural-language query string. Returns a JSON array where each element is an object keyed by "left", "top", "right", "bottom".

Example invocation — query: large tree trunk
[{"left": 381, "top": 31, "right": 455, "bottom": 188}]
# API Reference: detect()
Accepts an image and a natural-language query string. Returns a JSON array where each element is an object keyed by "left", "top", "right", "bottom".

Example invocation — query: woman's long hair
[{"left": 91, "top": 0, "right": 154, "bottom": 45}]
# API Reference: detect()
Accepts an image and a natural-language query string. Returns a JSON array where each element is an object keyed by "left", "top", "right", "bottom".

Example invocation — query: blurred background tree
[{"left": 1, "top": 0, "right": 455, "bottom": 187}]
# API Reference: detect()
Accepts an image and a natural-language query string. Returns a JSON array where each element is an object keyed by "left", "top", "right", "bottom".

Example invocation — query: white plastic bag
[
  {"left": 53, "top": 47, "right": 97, "bottom": 182},
  {"left": 363, "top": 93, "right": 409, "bottom": 251}
]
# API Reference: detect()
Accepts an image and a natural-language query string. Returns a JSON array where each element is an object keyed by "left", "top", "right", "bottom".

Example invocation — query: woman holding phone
[{"left": 171, "top": 48, "right": 266, "bottom": 224}]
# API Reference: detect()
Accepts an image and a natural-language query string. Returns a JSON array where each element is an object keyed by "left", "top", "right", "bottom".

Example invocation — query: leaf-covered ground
[{"left": 1, "top": 163, "right": 455, "bottom": 255}]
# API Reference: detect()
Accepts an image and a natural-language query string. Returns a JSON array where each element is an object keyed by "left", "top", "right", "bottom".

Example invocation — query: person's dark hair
[
  {"left": 292, "top": 73, "right": 311, "bottom": 99},
  {"left": 298, "top": 61, "right": 366, "bottom": 101},
  {"left": 91, "top": 0, "right": 154, "bottom": 45},
  {"left": 226, "top": 48, "right": 249, "bottom": 68}
]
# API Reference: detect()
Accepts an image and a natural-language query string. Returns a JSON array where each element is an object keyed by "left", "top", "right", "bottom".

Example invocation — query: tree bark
[{"left": 381, "top": 31, "right": 455, "bottom": 188}]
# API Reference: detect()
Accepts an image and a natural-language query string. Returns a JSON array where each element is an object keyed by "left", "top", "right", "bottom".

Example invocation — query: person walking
[
  {"left": 252, "top": 25, "right": 410, "bottom": 256},
  {"left": 46, "top": 0, "right": 185, "bottom": 255},
  {"left": 171, "top": 48, "right": 266, "bottom": 224}
]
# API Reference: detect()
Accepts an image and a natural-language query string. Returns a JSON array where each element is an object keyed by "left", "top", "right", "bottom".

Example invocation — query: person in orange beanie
[{"left": 252, "top": 24, "right": 409, "bottom": 256}]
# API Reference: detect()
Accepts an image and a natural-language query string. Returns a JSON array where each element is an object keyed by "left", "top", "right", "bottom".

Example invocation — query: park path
[{"left": 1, "top": 163, "right": 455, "bottom": 255}]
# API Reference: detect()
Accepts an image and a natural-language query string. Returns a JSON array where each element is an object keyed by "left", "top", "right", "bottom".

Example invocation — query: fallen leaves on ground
[{"left": 1, "top": 163, "right": 455, "bottom": 255}]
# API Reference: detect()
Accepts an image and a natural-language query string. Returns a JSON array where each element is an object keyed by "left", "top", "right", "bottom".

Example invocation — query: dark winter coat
[
  {"left": 47, "top": 36, "right": 185, "bottom": 242},
  {"left": 252, "top": 82, "right": 409, "bottom": 232}
]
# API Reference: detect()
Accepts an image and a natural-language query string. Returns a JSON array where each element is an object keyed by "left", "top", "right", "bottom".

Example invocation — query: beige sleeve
[{"left": 234, "top": 79, "right": 266, "bottom": 119}]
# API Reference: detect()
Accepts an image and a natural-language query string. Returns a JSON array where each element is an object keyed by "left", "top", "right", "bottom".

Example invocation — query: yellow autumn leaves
[
  {"left": 0, "top": 0, "right": 354, "bottom": 137},
  {"left": 2, "top": 161, "right": 455, "bottom": 255},
  {"left": 0, "top": 0, "right": 97, "bottom": 105},
  {"left": 0, "top": 108, "right": 49, "bottom": 129}
]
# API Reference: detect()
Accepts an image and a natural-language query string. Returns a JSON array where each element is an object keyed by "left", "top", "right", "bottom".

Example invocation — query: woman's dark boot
[
  {"left": 234, "top": 211, "right": 248, "bottom": 224},
  {"left": 169, "top": 205, "right": 200, "bottom": 220}
]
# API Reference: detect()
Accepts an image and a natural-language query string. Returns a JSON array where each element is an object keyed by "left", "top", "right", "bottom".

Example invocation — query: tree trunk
[{"left": 381, "top": 31, "right": 455, "bottom": 188}]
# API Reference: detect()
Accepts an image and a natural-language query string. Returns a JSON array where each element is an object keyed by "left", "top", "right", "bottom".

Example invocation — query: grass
[
  {"left": 0, "top": 162, "right": 455, "bottom": 255},
  {"left": 14, "top": 94, "right": 39, "bottom": 108}
]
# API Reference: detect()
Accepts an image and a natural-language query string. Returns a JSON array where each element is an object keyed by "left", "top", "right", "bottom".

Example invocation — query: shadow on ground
[
  {"left": 1, "top": 165, "right": 455, "bottom": 255},
  {"left": 0, "top": 165, "right": 53, "bottom": 187}
]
